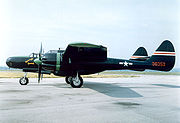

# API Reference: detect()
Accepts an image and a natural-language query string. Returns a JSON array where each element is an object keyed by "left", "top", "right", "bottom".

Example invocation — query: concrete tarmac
[{"left": 0, "top": 75, "right": 180, "bottom": 123}]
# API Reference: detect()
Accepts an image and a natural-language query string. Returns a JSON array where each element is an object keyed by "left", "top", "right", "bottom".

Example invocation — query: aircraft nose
[{"left": 6, "top": 57, "right": 13, "bottom": 67}]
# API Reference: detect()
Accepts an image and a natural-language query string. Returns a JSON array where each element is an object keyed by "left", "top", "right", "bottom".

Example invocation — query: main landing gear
[
  {"left": 65, "top": 73, "right": 83, "bottom": 88},
  {"left": 19, "top": 72, "right": 29, "bottom": 85}
]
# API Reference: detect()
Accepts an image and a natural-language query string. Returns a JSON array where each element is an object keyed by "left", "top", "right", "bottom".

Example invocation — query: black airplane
[{"left": 6, "top": 40, "right": 175, "bottom": 88}]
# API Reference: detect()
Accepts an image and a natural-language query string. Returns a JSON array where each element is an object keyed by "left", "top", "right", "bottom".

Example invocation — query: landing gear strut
[
  {"left": 65, "top": 73, "right": 83, "bottom": 88},
  {"left": 19, "top": 72, "right": 29, "bottom": 85}
]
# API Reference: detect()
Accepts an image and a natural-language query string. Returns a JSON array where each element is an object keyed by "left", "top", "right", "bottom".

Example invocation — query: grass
[
  {"left": 0, "top": 71, "right": 60, "bottom": 78},
  {"left": 0, "top": 70, "right": 139, "bottom": 78},
  {"left": 0, "top": 70, "right": 179, "bottom": 78}
]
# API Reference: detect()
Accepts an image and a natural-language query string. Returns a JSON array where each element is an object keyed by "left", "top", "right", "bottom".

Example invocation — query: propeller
[
  {"left": 38, "top": 64, "right": 42, "bottom": 83},
  {"left": 34, "top": 43, "right": 43, "bottom": 83}
]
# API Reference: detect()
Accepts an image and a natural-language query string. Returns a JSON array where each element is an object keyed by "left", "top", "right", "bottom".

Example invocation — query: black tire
[
  {"left": 70, "top": 76, "right": 83, "bottom": 88},
  {"left": 65, "top": 76, "right": 71, "bottom": 84},
  {"left": 19, "top": 77, "right": 29, "bottom": 85}
]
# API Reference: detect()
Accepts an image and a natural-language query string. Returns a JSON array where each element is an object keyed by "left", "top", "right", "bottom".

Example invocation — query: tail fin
[
  {"left": 130, "top": 47, "right": 149, "bottom": 61},
  {"left": 147, "top": 40, "right": 175, "bottom": 71}
]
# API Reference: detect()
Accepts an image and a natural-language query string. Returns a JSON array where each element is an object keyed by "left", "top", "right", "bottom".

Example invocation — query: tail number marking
[{"left": 152, "top": 62, "right": 166, "bottom": 67}]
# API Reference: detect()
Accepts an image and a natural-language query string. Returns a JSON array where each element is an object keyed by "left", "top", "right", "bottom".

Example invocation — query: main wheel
[
  {"left": 19, "top": 77, "right": 29, "bottom": 85},
  {"left": 65, "top": 76, "right": 72, "bottom": 84},
  {"left": 70, "top": 76, "right": 83, "bottom": 88}
]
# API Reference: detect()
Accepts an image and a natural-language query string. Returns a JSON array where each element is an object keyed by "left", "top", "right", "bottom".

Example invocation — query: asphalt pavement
[{"left": 0, "top": 75, "right": 180, "bottom": 123}]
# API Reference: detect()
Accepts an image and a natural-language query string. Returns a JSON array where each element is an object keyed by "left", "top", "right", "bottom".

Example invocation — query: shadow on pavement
[
  {"left": 152, "top": 84, "right": 180, "bottom": 88},
  {"left": 84, "top": 81, "right": 143, "bottom": 98}
]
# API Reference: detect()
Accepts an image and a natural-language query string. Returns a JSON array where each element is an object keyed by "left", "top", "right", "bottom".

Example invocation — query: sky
[{"left": 0, "top": 0, "right": 179, "bottom": 68}]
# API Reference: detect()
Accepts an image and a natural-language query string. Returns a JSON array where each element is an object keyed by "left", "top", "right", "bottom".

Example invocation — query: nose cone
[{"left": 6, "top": 57, "right": 13, "bottom": 67}]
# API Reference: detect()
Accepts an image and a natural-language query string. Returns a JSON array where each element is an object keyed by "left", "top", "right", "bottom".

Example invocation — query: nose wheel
[
  {"left": 19, "top": 77, "right": 29, "bottom": 85},
  {"left": 19, "top": 73, "right": 29, "bottom": 85}
]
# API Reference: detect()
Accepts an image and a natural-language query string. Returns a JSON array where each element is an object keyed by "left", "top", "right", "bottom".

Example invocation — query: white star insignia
[
  {"left": 129, "top": 63, "right": 133, "bottom": 65},
  {"left": 119, "top": 61, "right": 133, "bottom": 66},
  {"left": 119, "top": 62, "right": 124, "bottom": 65},
  {"left": 124, "top": 61, "right": 128, "bottom": 66}
]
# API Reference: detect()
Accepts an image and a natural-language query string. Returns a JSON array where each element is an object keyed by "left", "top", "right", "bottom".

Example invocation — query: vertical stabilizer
[
  {"left": 147, "top": 40, "right": 175, "bottom": 71},
  {"left": 130, "top": 47, "right": 149, "bottom": 61}
]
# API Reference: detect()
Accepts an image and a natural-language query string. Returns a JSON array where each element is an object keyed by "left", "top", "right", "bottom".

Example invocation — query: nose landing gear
[{"left": 19, "top": 72, "right": 29, "bottom": 85}]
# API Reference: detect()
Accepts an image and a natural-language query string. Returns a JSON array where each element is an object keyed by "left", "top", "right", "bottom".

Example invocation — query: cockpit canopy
[
  {"left": 47, "top": 50, "right": 65, "bottom": 54},
  {"left": 47, "top": 50, "right": 58, "bottom": 53},
  {"left": 28, "top": 50, "right": 65, "bottom": 60},
  {"left": 29, "top": 53, "right": 39, "bottom": 58}
]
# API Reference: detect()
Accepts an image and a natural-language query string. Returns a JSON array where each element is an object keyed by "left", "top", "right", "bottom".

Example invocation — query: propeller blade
[
  {"left": 37, "top": 43, "right": 43, "bottom": 83},
  {"left": 38, "top": 65, "right": 42, "bottom": 83},
  {"left": 38, "top": 42, "right": 43, "bottom": 59},
  {"left": 40, "top": 42, "right": 42, "bottom": 55},
  {"left": 41, "top": 74, "right": 43, "bottom": 80}
]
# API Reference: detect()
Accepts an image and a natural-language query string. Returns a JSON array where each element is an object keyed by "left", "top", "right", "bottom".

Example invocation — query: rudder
[{"left": 147, "top": 40, "right": 175, "bottom": 71}]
